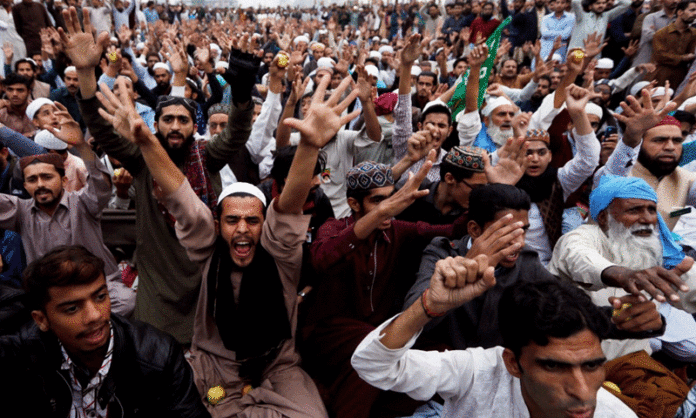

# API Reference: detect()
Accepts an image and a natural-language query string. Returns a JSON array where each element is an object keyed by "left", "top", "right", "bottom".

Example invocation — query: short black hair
[
  {"left": 2, "top": 73, "right": 31, "bottom": 89},
  {"left": 673, "top": 110, "right": 696, "bottom": 127},
  {"left": 14, "top": 58, "right": 37, "bottom": 73},
  {"left": 270, "top": 145, "right": 326, "bottom": 187},
  {"left": 419, "top": 102, "right": 453, "bottom": 126},
  {"left": 417, "top": 71, "right": 438, "bottom": 85},
  {"left": 23, "top": 246, "right": 105, "bottom": 311},
  {"left": 468, "top": 184, "right": 530, "bottom": 228},
  {"left": 677, "top": 0, "right": 696, "bottom": 12},
  {"left": 499, "top": 279, "right": 611, "bottom": 357},
  {"left": 537, "top": 74, "right": 552, "bottom": 85}
]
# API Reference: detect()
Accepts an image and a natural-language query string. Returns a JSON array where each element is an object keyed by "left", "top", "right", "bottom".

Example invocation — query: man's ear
[
  {"left": 467, "top": 220, "right": 482, "bottom": 238},
  {"left": 31, "top": 310, "right": 49, "bottom": 332},
  {"left": 443, "top": 172, "right": 456, "bottom": 185},
  {"left": 214, "top": 218, "right": 220, "bottom": 235},
  {"left": 596, "top": 209, "right": 608, "bottom": 231},
  {"left": 347, "top": 196, "right": 362, "bottom": 213},
  {"left": 483, "top": 115, "right": 490, "bottom": 126},
  {"left": 502, "top": 348, "right": 522, "bottom": 378}
]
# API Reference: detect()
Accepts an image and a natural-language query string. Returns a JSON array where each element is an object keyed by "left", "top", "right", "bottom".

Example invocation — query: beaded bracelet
[{"left": 421, "top": 288, "right": 446, "bottom": 319}]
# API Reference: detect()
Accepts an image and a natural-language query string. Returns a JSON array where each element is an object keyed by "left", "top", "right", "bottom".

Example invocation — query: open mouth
[
  {"left": 233, "top": 241, "right": 253, "bottom": 258},
  {"left": 81, "top": 323, "right": 108, "bottom": 346}
]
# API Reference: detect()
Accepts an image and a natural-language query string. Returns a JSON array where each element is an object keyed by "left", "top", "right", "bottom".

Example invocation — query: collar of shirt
[
  {"left": 31, "top": 188, "right": 70, "bottom": 213},
  {"left": 60, "top": 323, "right": 114, "bottom": 418}
]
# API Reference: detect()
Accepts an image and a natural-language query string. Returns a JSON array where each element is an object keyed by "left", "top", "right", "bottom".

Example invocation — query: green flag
[{"left": 447, "top": 17, "right": 512, "bottom": 122}]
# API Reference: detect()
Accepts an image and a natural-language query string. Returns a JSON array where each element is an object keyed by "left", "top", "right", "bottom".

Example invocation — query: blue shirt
[{"left": 540, "top": 12, "right": 575, "bottom": 61}]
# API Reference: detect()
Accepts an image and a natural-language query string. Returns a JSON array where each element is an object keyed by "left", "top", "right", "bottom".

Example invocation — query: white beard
[
  {"left": 605, "top": 214, "right": 663, "bottom": 270},
  {"left": 487, "top": 123, "right": 514, "bottom": 147}
]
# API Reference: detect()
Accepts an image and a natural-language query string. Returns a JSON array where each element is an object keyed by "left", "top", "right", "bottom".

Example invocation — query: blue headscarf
[{"left": 589, "top": 175, "right": 684, "bottom": 269}]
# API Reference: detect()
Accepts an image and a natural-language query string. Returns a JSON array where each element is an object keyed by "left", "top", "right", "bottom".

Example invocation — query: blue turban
[{"left": 589, "top": 175, "right": 684, "bottom": 269}]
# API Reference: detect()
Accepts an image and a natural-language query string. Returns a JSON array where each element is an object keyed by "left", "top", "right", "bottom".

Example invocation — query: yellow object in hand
[
  {"left": 277, "top": 53, "right": 289, "bottom": 69},
  {"left": 207, "top": 385, "right": 225, "bottom": 405},
  {"left": 114, "top": 168, "right": 124, "bottom": 177},
  {"left": 571, "top": 50, "right": 585, "bottom": 63},
  {"left": 612, "top": 303, "right": 632, "bottom": 317}
]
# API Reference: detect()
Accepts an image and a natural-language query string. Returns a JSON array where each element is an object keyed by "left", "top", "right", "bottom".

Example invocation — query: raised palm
[
  {"left": 58, "top": 7, "right": 109, "bottom": 70},
  {"left": 401, "top": 33, "right": 422, "bottom": 65},
  {"left": 284, "top": 76, "right": 360, "bottom": 149},
  {"left": 96, "top": 80, "right": 146, "bottom": 145}
]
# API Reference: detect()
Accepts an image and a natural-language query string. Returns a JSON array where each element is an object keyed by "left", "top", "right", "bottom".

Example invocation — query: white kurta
[{"left": 351, "top": 315, "right": 637, "bottom": 418}]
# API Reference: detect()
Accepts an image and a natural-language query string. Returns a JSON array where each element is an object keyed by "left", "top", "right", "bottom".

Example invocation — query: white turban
[
  {"left": 481, "top": 96, "right": 513, "bottom": 117},
  {"left": 26, "top": 98, "right": 54, "bottom": 120},
  {"left": 217, "top": 182, "right": 267, "bottom": 207}
]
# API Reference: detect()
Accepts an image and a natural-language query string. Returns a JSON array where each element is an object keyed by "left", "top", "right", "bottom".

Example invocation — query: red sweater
[{"left": 470, "top": 17, "right": 501, "bottom": 42}]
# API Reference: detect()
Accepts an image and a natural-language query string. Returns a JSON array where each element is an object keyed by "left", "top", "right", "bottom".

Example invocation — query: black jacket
[{"left": 0, "top": 314, "right": 211, "bottom": 418}]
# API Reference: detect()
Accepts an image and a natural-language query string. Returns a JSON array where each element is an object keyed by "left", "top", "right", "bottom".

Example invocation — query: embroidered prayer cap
[
  {"left": 374, "top": 92, "right": 398, "bottom": 116},
  {"left": 34, "top": 130, "right": 68, "bottom": 151},
  {"left": 653, "top": 115, "right": 681, "bottom": 129},
  {"left": 316, "top": 57, "right": 335, "bottom": 74},
  {"left": 526, "top": 129, "right": 550, "bottom": 144},
  {"left": 19, "top": 153, "right": 65, "bottom": 173},
  {"left": 589, "top": 175, "right": 684, "bottom": 269},
  {"left": 26, "top": 98, "right": 54, "bottom": 120},
  {"left": 207, "top": 103, "right": 230, "bottom": 118},
  {"left": 444, "top": 146, "right": 486, "bottom": 172},
  {"left": 155, "top": 96, "right": 197, "bottom": 121},
  {"left": 310, "top": 42, "right": 325, "bottom": 52},
  {"left": 217, "top": 182, "right": 267, "bottom": 207},
  {"left": 346, "top": 161, "right": 394, "bottom": 191}
]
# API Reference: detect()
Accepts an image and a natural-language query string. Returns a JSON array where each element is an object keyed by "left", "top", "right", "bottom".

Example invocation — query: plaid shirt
[{"left": 60, "top": 324, "right": 114, "bottom": 418}]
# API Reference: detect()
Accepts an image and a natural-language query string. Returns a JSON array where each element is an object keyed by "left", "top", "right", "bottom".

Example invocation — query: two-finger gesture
[{"left": 96, "top": 79, "right": 151, "bottom": 145}]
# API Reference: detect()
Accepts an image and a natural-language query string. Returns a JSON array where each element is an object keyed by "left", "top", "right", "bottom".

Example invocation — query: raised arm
[{"left": 280, "top": 75, "right": 360, "bottom": 214}]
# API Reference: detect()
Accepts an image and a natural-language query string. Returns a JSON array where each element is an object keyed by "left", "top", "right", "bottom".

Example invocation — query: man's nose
[{"left": 566, "top": 369, "right": 595, "bottom": 403}]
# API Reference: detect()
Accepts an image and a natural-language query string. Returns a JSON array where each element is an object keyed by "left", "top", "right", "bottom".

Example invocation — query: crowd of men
[{"left": 4, "top": 0, "right": 696, "bottom": 417}]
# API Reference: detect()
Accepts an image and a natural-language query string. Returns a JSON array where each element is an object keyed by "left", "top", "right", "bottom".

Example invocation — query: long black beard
[
  {"left": 155, "top": 131, "right": 195, "bottom": 166},
  {"left": 637, "top": 147, "right": 682, "bottom": 178}
]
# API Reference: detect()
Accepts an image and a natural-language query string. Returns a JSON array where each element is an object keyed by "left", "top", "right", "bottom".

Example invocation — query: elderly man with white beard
[{"left": 549, "top": 175, "right": 696, "bottom": 361}]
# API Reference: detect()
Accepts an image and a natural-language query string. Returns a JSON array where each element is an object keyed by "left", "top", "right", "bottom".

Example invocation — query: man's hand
[
  {"left": 601, "top": 256, "right": 693, "bottom": 304},
  {"left": 468, "top": 43, "right": 488, "bottom": 69},
  {"left": 425, "top": 255, "right": 497, "bottom": 315},
  {"left": 621, "top": 39, "right": 639, "bottom": 58},
  {"left": 485, "top": 136, "right": 529, "bottom": 185},
  {"left": 2, "top": 42, "right": 12, "bottom": 65},
  {"left": 96, "top": 79, "right": 153, "bottom": 145},
  {"left": 406, "top": 130, "right": 436, "bottom": 163},
  {"left": 565, "top": 47, "right": 584, "bottom": 74},
  {"left": 117, "top": 24, "right": 132, "bottom": 48},
  {"left": 511, "top": 111, "right": 531, "bottom": 138},
  {"left": 283, "top": 75, "right": 360, "bottom": 150},
  {"left": 58, "top": 7, "right": 110, "bottom": 70},
  {"left": 355, "top": 64, "right": 373, "bottom": 103},
  {"left": 401, "top": 33, "right": 422, "bottom": 65},
  {"left": 113, "top": 168, "right": 133, "bottom": 199},
  {"left": 608, "top": 294, "right": 663, "bottom": 333},
  {"left": 614, "top": 88, "right": 677, "bottom": 147},
  {"left": 46, "top": 102, "right": 85, "bottom": 147},
  {"left": 565, "top": 84, "right": 598, "bottom": 115},
  {"left": 583, "top": 32, "right": 607, "bottom": 59},
  {"left": 465, "top": 212, "right": 525, "bottom": 267},
  {"left": 162, "top": 38, "right": 188, "bottom": 75}
]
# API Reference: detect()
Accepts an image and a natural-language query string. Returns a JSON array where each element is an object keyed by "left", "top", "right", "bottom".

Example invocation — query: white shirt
[{"left": 351, "top": 315, "right": 637, "bottom": 418}]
